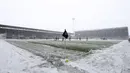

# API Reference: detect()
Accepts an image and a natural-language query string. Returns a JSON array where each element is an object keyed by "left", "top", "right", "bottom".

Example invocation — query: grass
[{"left": 29, "top": 40, "right": 120, "bottom": 52}]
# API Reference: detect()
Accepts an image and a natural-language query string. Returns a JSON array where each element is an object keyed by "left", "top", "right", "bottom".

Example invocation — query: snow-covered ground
[
  {"left": 68, "top": 40, "right": 130, "bottom": 73},
  {"left": 0, "top": 39, "right": 59, "bottom": 73},
  {"left": 0, "top": 39, "right": 130, "bottom": 73}
]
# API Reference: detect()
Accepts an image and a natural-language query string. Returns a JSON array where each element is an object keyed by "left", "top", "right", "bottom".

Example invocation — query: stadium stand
[
  {"left": 75, "top": 27, "right": 129, "bottom": 40},
  {"left": 0, "top": 24, "right": 64, "bottom": 39}
]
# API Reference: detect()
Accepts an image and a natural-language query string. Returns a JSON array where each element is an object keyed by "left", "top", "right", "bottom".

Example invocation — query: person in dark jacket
[
  {"left": 86, "top": 37, "right": 88, "bottom": 41},
  {"left": 79, "top": 37, "right": 81, "bottom": 40},
  {"left": 128, "top": 38, "right": 130, "bottom": 42}
]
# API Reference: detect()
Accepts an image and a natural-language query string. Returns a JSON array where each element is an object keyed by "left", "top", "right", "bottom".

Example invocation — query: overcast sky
[{"left": 0, "top": 0, "right": 130, "bottom": 33}]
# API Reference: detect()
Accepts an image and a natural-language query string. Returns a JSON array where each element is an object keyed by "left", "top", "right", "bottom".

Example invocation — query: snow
[
  {"left": 68, "top": 40, "right": 130, "bottom": 73},
  {"left": 0, "top": 39, "right": 59, "bottom": 73},
  {"left": 0, "top": 39, "right": 130, "bottom": 73}
]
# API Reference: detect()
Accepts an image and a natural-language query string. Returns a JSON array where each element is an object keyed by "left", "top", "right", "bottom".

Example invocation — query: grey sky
[{"left": 0, "top": 0, "right": 130, "bottom": 34}]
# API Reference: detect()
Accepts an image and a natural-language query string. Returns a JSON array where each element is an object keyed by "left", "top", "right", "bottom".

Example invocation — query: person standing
[
  {"left": 86, "top": 37, "right": 88, "bottom": 41},
  {"left": 128, "top": 38, "right": 130, "bottom": 42}
]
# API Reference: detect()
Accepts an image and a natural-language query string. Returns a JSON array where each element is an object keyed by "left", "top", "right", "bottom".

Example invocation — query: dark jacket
[{"left": 128, "top": 38, "right": 130, "bottom": 42}]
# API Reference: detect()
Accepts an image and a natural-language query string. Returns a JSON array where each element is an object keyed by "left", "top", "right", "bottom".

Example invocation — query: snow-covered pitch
[
  {"left": 68, "top": 40, "right": 130, "bottom": 73},
  {"left": 0, "top": 39, "right": 130, "bottom": 73},
  {"left": 0, "top": 40, "right": 59, "bottom": 73}
]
